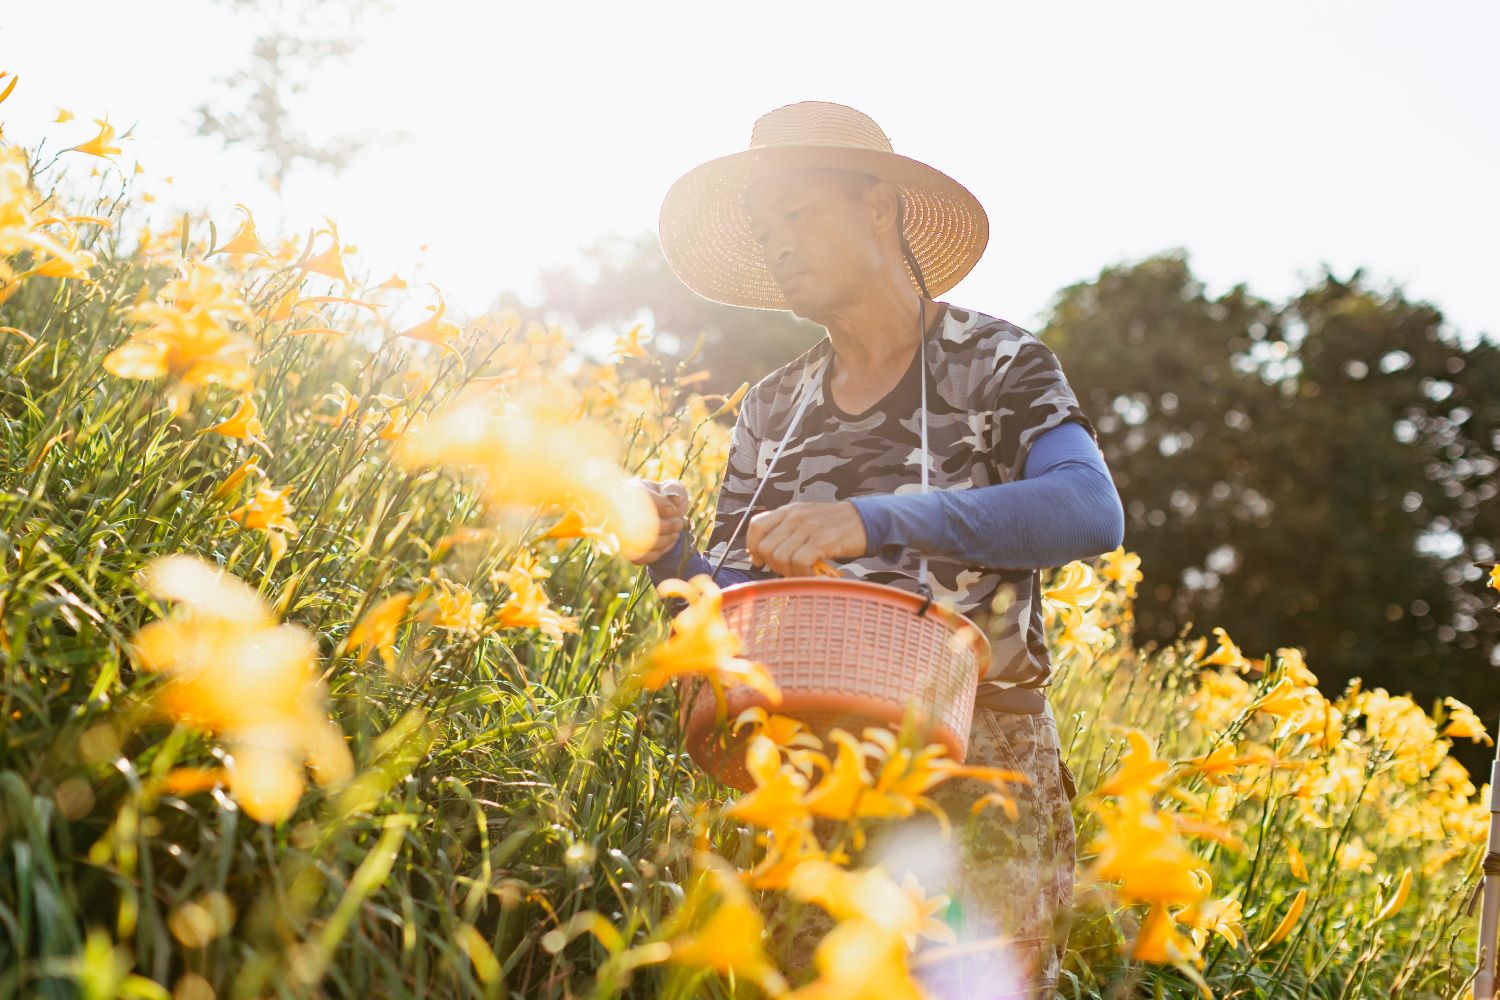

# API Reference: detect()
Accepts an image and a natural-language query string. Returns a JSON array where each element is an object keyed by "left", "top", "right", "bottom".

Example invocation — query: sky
[{"left": 4, "top": 0, "right": 1497, "bottom": 341}]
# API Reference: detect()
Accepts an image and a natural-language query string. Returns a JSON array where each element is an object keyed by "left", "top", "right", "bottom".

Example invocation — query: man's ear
[{"left": 868, "top": 179, "right": 903, "bottom": 240}]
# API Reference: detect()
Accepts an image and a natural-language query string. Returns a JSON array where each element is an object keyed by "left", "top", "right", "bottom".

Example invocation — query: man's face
[{"left": 743, "top": 167, "right": 885, "bottom": 317}]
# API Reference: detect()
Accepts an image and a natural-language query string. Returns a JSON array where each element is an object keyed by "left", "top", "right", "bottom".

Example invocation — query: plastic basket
[{"left": 680, "top": 575, "right": 990, "bottom": 792}]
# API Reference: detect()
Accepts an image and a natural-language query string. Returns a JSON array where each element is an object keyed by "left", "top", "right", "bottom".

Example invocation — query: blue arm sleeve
[{"left": 847, "top": 420, "right": 1125, "bottom": 571}]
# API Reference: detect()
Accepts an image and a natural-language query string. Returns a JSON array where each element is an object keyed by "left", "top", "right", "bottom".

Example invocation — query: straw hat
[{"left": 658, "top": 100, "right": 990, "bottom": 311}]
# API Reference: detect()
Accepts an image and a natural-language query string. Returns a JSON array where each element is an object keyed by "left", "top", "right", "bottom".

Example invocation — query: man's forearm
[
  {"left": 849, "top": 463, "right": 1124, "bottom": 570},
  {"left": 849, "top": 420, "right": 1125, "bottom": 570}
]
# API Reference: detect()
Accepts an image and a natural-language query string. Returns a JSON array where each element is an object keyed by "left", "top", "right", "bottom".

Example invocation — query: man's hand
[
  {"left": 626, "top": 478, "right": 690, "bottom": 566},
  {"left": 746, "top": 500, "right": 868, "bottom": 577}
]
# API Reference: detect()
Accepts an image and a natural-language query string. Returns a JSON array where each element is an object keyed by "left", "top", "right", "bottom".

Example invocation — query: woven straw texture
[{"left": 658, "top": 100, "right": 990, "bottom": 311}]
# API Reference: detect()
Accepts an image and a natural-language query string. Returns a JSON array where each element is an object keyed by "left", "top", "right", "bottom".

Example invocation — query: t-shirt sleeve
[
  {"left": 702, "top": 391, "right": 763, "bottom": 575},
  {"left": 988, "top": 335, "right": 1100, "bottom": 484}
]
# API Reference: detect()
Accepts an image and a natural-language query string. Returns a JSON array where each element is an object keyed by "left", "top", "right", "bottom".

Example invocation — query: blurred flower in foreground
[
  {"left": 1441, "top": 696, "right": 1493, "bottom": 745},
  {"left": 653, "top": 853, "right": 788, "bottom": 995},
  {"left": 103, "top": 259, "right": 256, "bottom": 414},
  {"left": 127, "top": 555, "right": 352, "bottom": 823},
  {"left": 393, "top": 380, "right": 657, "bottom": 561}
]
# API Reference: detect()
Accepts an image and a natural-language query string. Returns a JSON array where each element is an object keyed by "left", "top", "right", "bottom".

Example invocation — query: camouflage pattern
[
  {"left": 703, "top": 300, "right": 1100, "bottom": 703},
  {"left": 763, "top": 702, "right": 1077, "bottom": 998}
]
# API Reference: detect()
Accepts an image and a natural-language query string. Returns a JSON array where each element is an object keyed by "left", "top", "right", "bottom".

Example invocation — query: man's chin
[{"left": 780, "top": 282, "right": 820, "bottom": 318}]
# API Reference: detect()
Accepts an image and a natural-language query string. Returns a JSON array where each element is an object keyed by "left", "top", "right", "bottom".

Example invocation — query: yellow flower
[
  {"left": 226, "top": 483, "right": 298, "bottom": 561},
  {"left": 1189, "top": 665, "right": 1254, "bottom": 730},
  {"left": 539, "top": 508, "right": 622, "bottom": 554},
  {"left": 784, "top": 917, "right": 927, "bottom": 1000},
  {"left": 785, "top": 860, "right": 954, "bottom": 950},
  {"left": 659, "top": 855, "right": 787, "bottom": 995},
  {"left": 213, "top": 455, "right": 262, "bottom": 500},
  {"left": 1336, "top": 836, "right": 1376, "bottom": 873},
  {"left": 740, "top": 822, "right": 843, "bottom": 891},
  {"left": 608, "top": 321, "right": 651, "bottom": 361},
  {"left": 1086, "top": 791, "right": 1209, "bottom": 908},
  {"left": 1042, "top": 560, "right": 1106, "bottom": 610},
  {"left": 1097, "top": 728, "right": 1171, "bottom": 797},
  {"left": 201, "top": 394, "right": 265, "bottom": 443},
  {"left": 127, "top": 555, "right": 352, "bottom": 823},
  {"left": 1133, "top": 900, "right": 1202, "bottom": 965},
  {"left": 1441, "top": 696, "right": 1493, "bottom": 745},
  {"left": 345, "top": 593, "right": 413, "bottom": 672},
  {"left": 1260, "top": 887, "right": 1307, "bottom": 948},
  {"left": 1099, "top": 545, "right": 1144, "bottom": 598},
  {"left": 421, "top": 579, "right": 488, "bottom": 633},
  {"left": 397, "top": 284, "right": 463, "bottom": 359},
  {"left": 1274, "top": 646, "right": 1318, "bottom": 687},
  {"left": 216, "top": 203, "right": 267, "bottom": 257},
  {"left": 733, "top": 708, "right": 823, "bottom": 750},
  {"left": 1373, "top": 867, "right": 1412, "bottom": 922},
  {"left": 294, "top": 217, "right": 349, "bottom": 283},
  {"left": 493, "top": 559, "right": 580, "bottom": 641},
  {"left": 103, "top": 260, "right": 256, "bottom": 414},
  {"left": 0, "top": 146, "right": 96, "bottom": 300},
  {"left": 726, "top": 735, "right": 813, "bottom": 834},
  {"left": 1286, "top": 838, "right": 1308, "bottom": 881},
  {"left": 393, "top": 381, "right": 658, "bottom": 561},
  {"left": 1200, "top": 626, "right": 1249, "bottom": 672},
  {"left": 69, "top": 117, "right": 122, "bottom": 158},
  {"left": 1175, "top": 875, "right": 1244, "bottom": 951},
  {"left": 641, "top": 574, "right": 781, "bottom": 705},
  {"left": 54, "top": 107, "right": 74, "bottom": 123}
]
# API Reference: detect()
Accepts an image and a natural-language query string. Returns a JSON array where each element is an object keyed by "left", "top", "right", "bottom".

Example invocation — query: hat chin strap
[{"left": 712, "top": 211, "right": 939, "bottom": 612}]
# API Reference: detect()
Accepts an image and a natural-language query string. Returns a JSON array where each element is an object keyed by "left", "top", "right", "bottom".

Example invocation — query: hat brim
[{"left": 658, "top": 144, "right": 989, "bottom": 311}]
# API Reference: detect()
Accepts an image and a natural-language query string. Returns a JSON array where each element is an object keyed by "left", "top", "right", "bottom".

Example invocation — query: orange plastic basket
[{"left": 680, "top": 575, "right": 990, "bottom": 792}]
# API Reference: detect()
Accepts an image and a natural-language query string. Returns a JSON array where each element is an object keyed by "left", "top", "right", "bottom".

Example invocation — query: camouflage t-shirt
[{"left": 702, "top": 299, "right": 1101, "bottom": 701}]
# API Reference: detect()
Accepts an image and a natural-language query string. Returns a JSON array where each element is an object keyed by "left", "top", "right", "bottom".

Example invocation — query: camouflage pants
[{"left": 766, "top": 702, "right": 1078, "bottom": 999}]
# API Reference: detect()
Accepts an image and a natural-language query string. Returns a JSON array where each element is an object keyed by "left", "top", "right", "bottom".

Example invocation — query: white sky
[{"left": 4, "top": 0, "right": 1497, "bottom": 340}]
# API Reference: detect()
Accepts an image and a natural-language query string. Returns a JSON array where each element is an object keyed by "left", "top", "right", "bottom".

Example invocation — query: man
[{"left": 631, "top": 100, "right": 1125, "bottom": 998}]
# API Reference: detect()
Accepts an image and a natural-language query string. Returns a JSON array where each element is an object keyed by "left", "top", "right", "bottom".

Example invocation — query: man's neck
[{"left": 819, "top": 289, "right": 940, "bottom": 376}]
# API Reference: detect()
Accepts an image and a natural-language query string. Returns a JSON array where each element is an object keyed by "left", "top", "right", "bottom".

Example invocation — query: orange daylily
[
  {"left": 102, "top": 260, "right": 256, "bottom": 414},
  {"left": 493, "top": 557, "right": 580, "bottom": 641},
  {"left": 654, "top": 855, "right": 787, "bottom": 995},
  {"left": 345, "top": 593, "right": 413, "bottom": 672},
  {"left": 397, "top": 284, "right": 463, "bottom": 360},
  {"left": 127, "top": 555, "right": 352, "bottom": 823},
  {"left": 201, "top": 394, "right": 265, "bottom": 443},
  {"left": 640, "top": 574, "right": 781, "bottom": 706},
  {"left": 1097, "top": 729, "right": 1171, "bottom": 797},
  {"left": 294, "top": 217, "right": 349, "bottom": 283},
  {"left": 69, "top": 117, "right": 122, "bottom": 158},
  {"left": 226, "top": 483, "right": 298, "bottom": 561},
  {"left": 393, "top": 381, "right": 658, "bottom": 561},
  {"left": 216, "top": 204, "right": 267, "bottom": 257}
]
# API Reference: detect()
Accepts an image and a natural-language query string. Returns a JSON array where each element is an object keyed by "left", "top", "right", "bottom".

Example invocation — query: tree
[
  {"left": 1044, "top": 250, "right": 1500, "bottom": 769},
  {"left": 194, "top": 0, "right": 406, "bottom": 191}
]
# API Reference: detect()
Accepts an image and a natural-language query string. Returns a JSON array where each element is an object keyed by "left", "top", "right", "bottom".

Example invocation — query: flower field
[{"left": 2, "top": 77, "right": 1499, "bottom": 999}]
